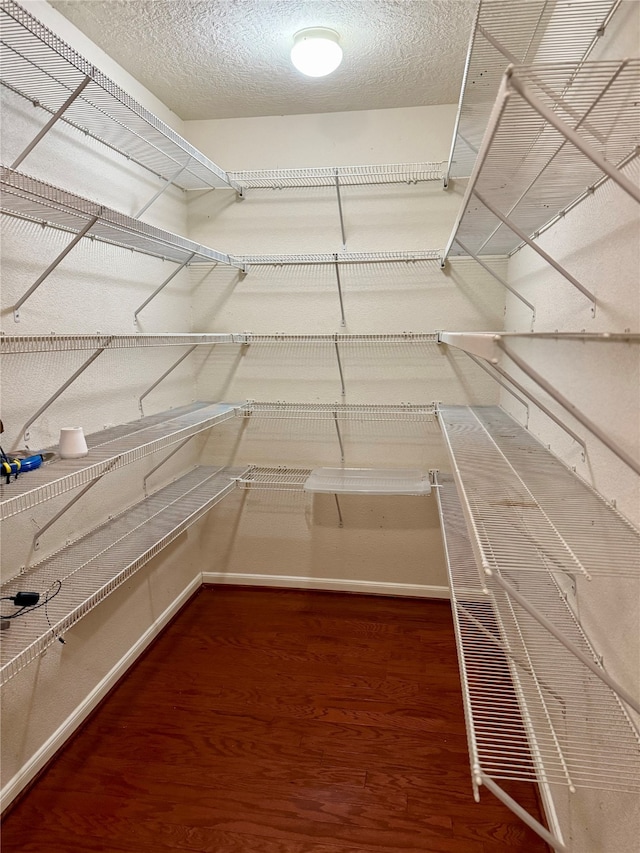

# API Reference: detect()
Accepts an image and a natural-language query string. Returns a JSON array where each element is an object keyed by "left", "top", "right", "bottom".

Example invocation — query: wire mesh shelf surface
[
  {"left": 448, "top": 0, "right": 620, "bottom": 180},
  {"left": 0, "top": 402, "right": 240, "bottom": 520},
  {"left": 238, "top": 251, "right": 441, "bottom": 266},
  {"left": 0, "top": 465, "right": 245, "bottom": 685},
  {"left": 0, "top": 0, "right": 236, "bottom": 190},
  {"left": 227, "top": 162, "right": 445, "bottom": 188},
  {"left": 0, "top": 333, "right": 238, "bottom": 354},
  {"left": 438, "top": 405, "right": 640, "bottom": 579},
  {"left": 237, "top": 333, "right": 439, "bottom": 345},
  {"left": 234, "top": 466, "right": 311, "bottom": 490},
  {"left": 0, "top": 168, "right": 239, "bottom": 266},
  {"left": 436, "top": 471, "right": 640, "bottom": 801},
  {"left": 448, "top": 58, "right": 640, "bottom": 257},
  {"left": 238, "top": 402, "right": 437, "bottom": 421}
]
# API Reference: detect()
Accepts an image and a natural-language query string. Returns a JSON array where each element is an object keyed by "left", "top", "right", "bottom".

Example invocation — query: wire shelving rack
[
  {"left": 0, "top": 402, "right": 240, "bottom": 520},
  {"left": 435, "top": 405, "right": 640, "bottom": 852},
  {"left": 445, "top": 59, "right": 640, "bottom": 261},
  {"left": 447, "top": 0, "right": 621, "bottom": 182},
  {"left": 227, "top": 162, "right": 445, "bottom": 189},
  {"left": 0, "top": 0, "right": 238, "bottom": 191},
  {"left": 0, "top": 465, "right": 245, "bottom": 686},
  {"left": 237, "top": 251, "right": 441, "bottom": 267},
  {"left": 436, "top": 470, "right": 640, "bottom": 853},
  {"left": 0, "top": 168, "right": 239, "bottom": 267},
  {"left": 237, "top": 401, "right": 437, "bottom": 421}
]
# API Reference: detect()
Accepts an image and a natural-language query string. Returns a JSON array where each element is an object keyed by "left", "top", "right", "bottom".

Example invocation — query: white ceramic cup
[{"left": 58, "top": 427, "right": 88, "bottom": 459}]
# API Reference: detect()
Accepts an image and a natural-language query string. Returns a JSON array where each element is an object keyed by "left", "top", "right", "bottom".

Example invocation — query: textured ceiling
[{"left": 49, "top": 0, "right": 477, "bottom": 120}]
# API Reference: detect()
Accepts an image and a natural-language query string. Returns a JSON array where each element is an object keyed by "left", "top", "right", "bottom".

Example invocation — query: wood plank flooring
[{"left": 1, "top": 587, "right": 551, "bottom": 852}]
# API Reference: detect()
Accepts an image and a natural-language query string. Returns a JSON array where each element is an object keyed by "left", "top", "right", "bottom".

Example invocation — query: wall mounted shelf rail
[
  {"left": 0, "top": 402, "right": 240, "bottom": 520},
  {"left": 443, "top": 59, "right": 640, "bottom": 296},
  {"left": 446, "top": 0, "right": 622, "bottom": 183},
  {"left": 0, "top": 465, "right": 245, "bottom": 685},
  {"left": 435, "top": 460, "right": 640, "bottom": 853},
  {"left": 227, "top": 162, "right": 444, "bottom": 189},
  {"left": 238, "top": 251, "right": 440, "bottom": 267},
  {"left": 0, "top": 0, "right": 238, "bottom": 192},
  {"left": 237, "top": 401, "right": 436, "bottom": 421},
  {"left": 0, "top": 333, "right": 238, "bottom": 354}
]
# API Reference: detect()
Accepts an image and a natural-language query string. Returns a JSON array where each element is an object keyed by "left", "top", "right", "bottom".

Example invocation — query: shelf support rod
[
  {"left": 143, "top": 434, "right": 198, "bottom": 495},
  {"left": 473, "top": 190, "right": 597, "bottom": 310},
  {"left": 465, "top": 354, "right": 530, "bottom": 424},
  {"left": 33, "top": 458, "right": 119, "bottom": 551},
  {"left": 464, "top": 351, "right": 587, "bottom": 455},
  {"left": 134, "top": 160, "right": 190, "bottom": 219},
  {"left": 334, "top": 335, "right": 346, "bottom": 396},
  {"left": 508, "top": 65, "right": 640, "bottom": 206},
  {"left": 334, "top": 255, "right": 346, "bottom": 327},
  {"left": 139, "top": 345, "right": 198, "bottom": 415},
  {"left": 498, "top": 340, "right": 640, "bottom": 475},
  {"left": 13, "top": 214, "right": 101, "bottom": 320},
  {"left": 134, "top": 252, "right": 195, "bottom": 321},
  {"left": 487, "top": 571, "right": 640, "bottom": 716},
  {"left": 478, "top": 773, "right": 567, "bottom": 853},
  {"left": 442, "top": 73, "right": 512, "bottom": 262},
  {"left": 453, "top": 238, "right": 536, "bottom": 319},
  {"left": 21, "top": 341, "right": 111, "bottom": 446},
  {"left": 334, "top": 170, "right": 347, "bottom": 249},
  {"left": 11, "top": 75, "right": 93, "bottom": 170},
  {"left": 444, "top": 1, "right": 481, "bottom": 187},
  {"left": 333, "top": 410, "right": 345, "bottom": 462},
  {"left": 334, "top": 493, "right": 344, "bottom": 528}
]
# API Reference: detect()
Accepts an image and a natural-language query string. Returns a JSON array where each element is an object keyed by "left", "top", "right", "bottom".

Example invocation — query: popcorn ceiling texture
[{"left": 49, "top": 0, "right": 477, "bottom": 120}]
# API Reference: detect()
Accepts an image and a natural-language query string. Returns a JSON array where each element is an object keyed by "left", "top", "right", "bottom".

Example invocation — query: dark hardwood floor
[{"left": 1, "top": 587, "right": 550, "bottom": 852}]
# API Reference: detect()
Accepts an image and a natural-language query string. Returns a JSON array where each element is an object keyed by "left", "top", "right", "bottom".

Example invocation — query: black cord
[{"left": 0, "top": 580, "right": 62, "bottom": 621}]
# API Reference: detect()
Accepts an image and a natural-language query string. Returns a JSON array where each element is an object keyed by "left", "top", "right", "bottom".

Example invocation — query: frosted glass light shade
[{"left": 291, "top": 28, "right": 342, "bottom": 77}]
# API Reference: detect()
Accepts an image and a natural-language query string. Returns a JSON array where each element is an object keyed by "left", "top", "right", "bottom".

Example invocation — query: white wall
[{"left": 184, "top": 106, "right": 504, "bottom": 593}]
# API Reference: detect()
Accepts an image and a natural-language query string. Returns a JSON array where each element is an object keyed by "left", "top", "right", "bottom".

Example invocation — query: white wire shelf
[
  {"left": 438, "top": 405, "right": 640, "bottom": 579},
  {"left": 234, "top": 466, "right": 311, "bottom": 491},
  {"left": 0, "top": 465, "right": 245, "bottom": 685},
  {"left": 446, "top": 59, "right": 640, "bottom": 258},
  {"left": 227, "top": 162, "right": 445, "bottom": 188},
  {"left": 238, "top": 402, "right": 437, "bottom": 421},
  {"left": 237, "top": 251, "right": 441, "bottom": 266},
  {"left": 0, "top": 168, "right": 240, "bottom": 267},
  {"left": 0, "top": 0, "right": 237, "bottom": 191},
  {"left": 0, "top": 333, "right": 239, "bottom": 354},
  {"left": 0, "top": 402, "right": 240, "bottom": 520},
  {"left": 435, "top": 471, "right": 640, "bottom": 848},
  {"left": 236, "top": 333, "right": 438, "bottom": 345},
  {"left": 447, "top": 0, "right": 620, "bottom": 181}
]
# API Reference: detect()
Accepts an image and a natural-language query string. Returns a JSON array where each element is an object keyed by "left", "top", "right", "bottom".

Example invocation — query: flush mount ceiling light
[{"left": 291, "top": 28, "right": 343, "bottom": 78}]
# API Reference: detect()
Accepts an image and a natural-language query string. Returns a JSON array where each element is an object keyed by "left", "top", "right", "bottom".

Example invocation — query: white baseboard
[
  {"left": 202, "top": 572, "right": 450, "bottom": 599},
  {"left": 0, "top": 574, "right": 202, "bottom": 812}
]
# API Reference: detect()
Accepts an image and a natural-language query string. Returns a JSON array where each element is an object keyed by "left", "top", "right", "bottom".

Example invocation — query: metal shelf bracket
[
  {"left": 134, "top": 253, "right": 196, "bottom": 322},
  {"left": 138, "top": 344, "right": 198, "bottom": 415},
  {"left": 13, "top": 213, "right": 101, "bottom": 321},
  {"left": 20, "top": 339, "right": 112, "bottom": 446},
  {"left": 10, "top": 74, "right": 93, "bottom": 170}
]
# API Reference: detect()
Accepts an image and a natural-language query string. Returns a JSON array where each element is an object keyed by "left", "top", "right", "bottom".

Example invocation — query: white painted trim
[
  {"left": 0, "top": 574, "right": 202, "bottom": 812},
  {"left": 202, "top": 572, "right": 450, "bottom": 599}
]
